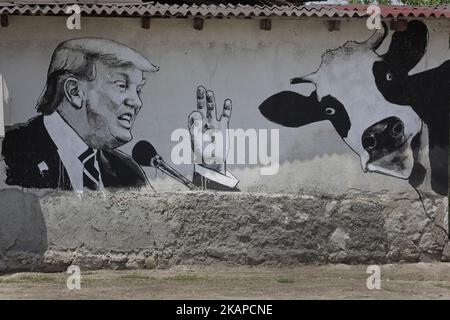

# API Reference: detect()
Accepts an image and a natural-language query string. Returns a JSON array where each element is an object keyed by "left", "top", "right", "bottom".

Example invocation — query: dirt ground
[{"left": 0, "top": 263, "right": 450, "bottom": 299}]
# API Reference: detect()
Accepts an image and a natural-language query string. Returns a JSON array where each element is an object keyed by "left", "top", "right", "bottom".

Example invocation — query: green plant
[
  {"left": 348, "top": 0, "right": 449, "bottom": 4},
  {"left": 169, "top": 274, "right": 201, "bottom": 282},
  {"left": 119, "top": 273, "right": 151, "bottom": 281},
  {"left": 276, "top": 277, "right": 295, "bottom": 284},
  {"left": 0, "top": 274, "right": 59, "bottom": 283}
]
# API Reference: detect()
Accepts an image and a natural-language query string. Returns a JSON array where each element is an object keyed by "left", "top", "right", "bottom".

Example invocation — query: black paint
[
  {"left": 259, "top": 91, "right": 351, "bottom": 138},
  {"left": 132, "top": 140, "right": 158, "bottom": 167},
  {"left": 362, "top": 116, "right": 406, "bottom": 164},
  {"left": 373, "top": 21, "right": 449, "bottom": 195},
  {"left": 2, "top": 116, "right": 148, "bottom": 190},
  {"left": 259, "top": 20, "right": 449, "bottom": 196}
]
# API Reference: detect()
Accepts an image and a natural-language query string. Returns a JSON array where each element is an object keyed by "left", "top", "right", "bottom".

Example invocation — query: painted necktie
[{"left": 78, "top": 148, "right": 100, "bottom": 190}]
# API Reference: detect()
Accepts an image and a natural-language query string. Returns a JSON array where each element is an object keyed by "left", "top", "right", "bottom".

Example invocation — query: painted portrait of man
[{"left": 1, "top": 38, "right": 239, "bottom": 192}]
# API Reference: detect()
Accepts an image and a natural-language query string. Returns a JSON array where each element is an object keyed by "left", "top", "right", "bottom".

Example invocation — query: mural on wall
[
  {"left": 1, "top": 20, "right": 448, "bottom": 198},
  {"left": 259, "top": 20, "right": 449, "bottom": 196},
  {"left": 1, "top": 38, "right": 240, "bottom": 192}
]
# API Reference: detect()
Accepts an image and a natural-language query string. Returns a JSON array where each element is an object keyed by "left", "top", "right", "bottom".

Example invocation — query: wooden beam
[
  {"left": 390, "top": 19, "right": 407, "bottom": 31},
  {"left": 327, "top": 20, "right": 340, "bottom": 32},
  {"left": 141, "top": 17, "right": 150, "bottom": 29},
  {"left": 1, "top": 15, "right": 8, "bottom": 28},
  {"left": 260, "top": 19, "right": 271, "bottom": 31},
  {"left": 193, "top": 17, "right": 204, "bottom": 30}
]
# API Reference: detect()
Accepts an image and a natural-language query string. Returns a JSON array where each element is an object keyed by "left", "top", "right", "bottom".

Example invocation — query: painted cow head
[{"left": 259, "top": 21, "right": 431, "bottom": 182}]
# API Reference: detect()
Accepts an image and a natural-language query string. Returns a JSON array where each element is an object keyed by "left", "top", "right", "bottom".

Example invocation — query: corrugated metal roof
[{"left": 0, "top": 2, "right": 449, "bottom": 19}]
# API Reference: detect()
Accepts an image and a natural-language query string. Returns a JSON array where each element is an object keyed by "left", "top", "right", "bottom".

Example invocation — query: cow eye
[
  {"left": 386, "top": 72, "right": 393, "bottom": 81},
  {"left": 325, "top": 107, "right": 336, "bottom": 115}
]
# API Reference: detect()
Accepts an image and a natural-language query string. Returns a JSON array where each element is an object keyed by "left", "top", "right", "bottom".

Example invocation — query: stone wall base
[{"left": 1, "top": 189, "right": 449, "bottom": 272}]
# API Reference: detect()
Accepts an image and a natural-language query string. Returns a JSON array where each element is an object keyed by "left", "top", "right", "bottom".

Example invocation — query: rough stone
[
  {"left": 41, "top": 250, "right": 75, "bottom": 272},
  {"left": 144, "top": 256, "right": 158, "bottom": 270},
  {"left": 329, "top": 228, "right": 350, "bottom": 251},
  {"left": 0, "top": 190, "right": 448, "bottom": 272},
  {"left": 72, "top": 254, "right": 104, "bottom": 270},
  {"left": 442, "top": 242, "right": 450, "bottom": 262},
  {"left": 104, "top": 254, "right": 127, "bottom": 270},
  {"left": 125, "top": 255, "right": 146, "bottom": 270}
]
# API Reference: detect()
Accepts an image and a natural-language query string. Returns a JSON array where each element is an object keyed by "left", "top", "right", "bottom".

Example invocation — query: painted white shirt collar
[{"left": 43, "top": 111, "right": 102, "bottom": 192}]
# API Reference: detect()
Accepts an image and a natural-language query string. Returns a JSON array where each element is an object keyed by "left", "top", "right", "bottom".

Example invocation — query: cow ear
[
  {"left": 382, "top": 20, "right": 428, "bottom": 75},
  {"left": 259, "top": 91, "right": 321, "bottom": 128}
]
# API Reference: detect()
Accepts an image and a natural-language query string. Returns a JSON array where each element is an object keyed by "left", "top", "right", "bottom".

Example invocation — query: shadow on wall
[{"left": 0, "top": 188, "right": 47, "bottom": 272}]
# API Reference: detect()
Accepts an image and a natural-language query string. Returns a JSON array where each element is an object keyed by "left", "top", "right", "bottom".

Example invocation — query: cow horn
[
  {"left": 364, "top": 21, "right": 388, "bottom": 50},
  {"left": 290, "top": 72, "right": 317, "bottom": 85}
]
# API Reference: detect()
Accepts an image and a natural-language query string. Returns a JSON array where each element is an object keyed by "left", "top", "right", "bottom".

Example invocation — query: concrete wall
[
  {"left": 0, "top": 189, "right": 448, "bottom": 272},
  {"left": 0, "top": 16, "right": 448, "bottom": 271}
]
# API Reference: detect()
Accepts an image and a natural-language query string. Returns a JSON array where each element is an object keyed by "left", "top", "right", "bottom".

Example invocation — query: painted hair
[{"left": 36, "top": 38, "right": 158, "bottom": 114}]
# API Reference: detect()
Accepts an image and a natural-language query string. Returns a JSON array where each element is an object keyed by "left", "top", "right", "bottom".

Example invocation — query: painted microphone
[{"left": 132, "top": 140, "right": 198, "bottom": 190}]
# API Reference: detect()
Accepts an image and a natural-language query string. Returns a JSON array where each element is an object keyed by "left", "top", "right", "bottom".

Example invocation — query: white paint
[
  {"left": 37, "top": 161, "right": 49, "bottom": 174},
  {"left": 44, "top": 112, "right": 100, "bottom": 191},
  {"left": 0, "top": 75, "right": 4, "bottom": 138},
  {"left": 310, "top": 41, "right": 423, "bottom": 179}
]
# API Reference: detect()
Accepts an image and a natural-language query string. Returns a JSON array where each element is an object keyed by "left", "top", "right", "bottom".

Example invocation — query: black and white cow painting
[{"left": 259, "top": 20, "right": 450, "bottom": 196}]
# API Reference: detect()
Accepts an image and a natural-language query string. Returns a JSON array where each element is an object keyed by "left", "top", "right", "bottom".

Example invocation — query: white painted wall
[{"left": 0, "top": 16, "right": 448, "bottom": 194}]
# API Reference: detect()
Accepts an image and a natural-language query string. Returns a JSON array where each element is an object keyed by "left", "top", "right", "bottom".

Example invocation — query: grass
[
  {"left": 118, "top": 273, "right": 151, "bottom": 281},
  {"left": 433, "top": 283, "right": 450, "bottom": 291},
  {"left": 167, "top": 274, "right": 201, "bottom": 282},
  {"left": 0, "top": 274, "right": 60, "bottom": 284},
  {"left": 276, "top": 277, "right": 295, "bottom": 284},
  {"left": 116, "top": 273, "right": 202, "bottom": 283}
]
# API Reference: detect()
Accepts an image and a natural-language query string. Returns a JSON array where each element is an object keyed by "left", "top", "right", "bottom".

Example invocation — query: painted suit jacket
[{"left": 1, "top": 115, "right": 238, "bottom": 191}]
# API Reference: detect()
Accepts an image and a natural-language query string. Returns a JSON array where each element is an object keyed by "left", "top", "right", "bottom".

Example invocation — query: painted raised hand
[{"left": 188, "top": 86, "right": 232, "bottom": 174}]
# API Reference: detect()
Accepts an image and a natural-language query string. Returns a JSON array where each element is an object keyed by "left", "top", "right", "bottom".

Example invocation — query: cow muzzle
[
  {"left": 362, "top": 117, "right": 405, "bottom": 154},
  {"left": 362, "top": 116, "right": 415, "bottom": 179}
]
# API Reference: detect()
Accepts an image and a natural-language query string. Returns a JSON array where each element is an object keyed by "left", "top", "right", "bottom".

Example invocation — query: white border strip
[{"left": 0, "top": 74, "right": 5, "bottom": 138}]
